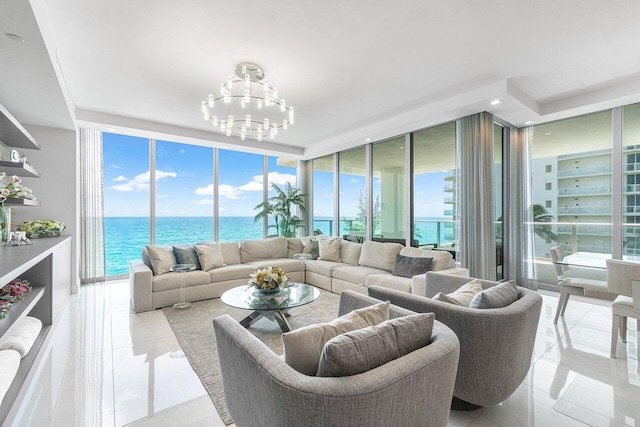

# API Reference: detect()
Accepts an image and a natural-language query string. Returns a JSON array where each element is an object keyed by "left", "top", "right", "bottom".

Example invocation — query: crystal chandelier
[{"left": 201, "top": 62, "right": 294, "bottom": 141}]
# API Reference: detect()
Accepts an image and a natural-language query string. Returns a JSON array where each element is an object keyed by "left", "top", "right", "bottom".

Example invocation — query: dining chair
[
  {"left": 606, "top": 259, "right": 640, "bottom": 358},
  {"left": 550, "top": 246, "right": 608, "bottom": 324}
]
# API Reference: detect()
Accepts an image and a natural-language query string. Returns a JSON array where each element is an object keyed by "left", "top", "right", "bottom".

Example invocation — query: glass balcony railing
[
  {"left": 443, "top": 197, "right": 456, "bottom": 204},
  {"left": 443, "top": 209, "right": 456, "bottom": 216},
  {"left": 557, "top": 224, "right": 612, "bottom": 236},
  {"left": 558, "top": 149, "right": 611, "bottom": 160},
  {"left": 444, "top": 184, "right": 455, "bottom": 191},
  {"left": 625, "top": 184, "right": 640, "bottom": 193},
  {"left": 443, "top": 170, "right": 456, "bottom": 180},
  {"left": 625, "top": 163, "right": 640, "bottom": 172},
  {"left": 557, "top": 166, "right": 612, "bottom": 178},
  {"left": 557, "top": 186, "right": 611, "bottom": 196},
  {"left": 557, "top": 206, "right": 611, "bottom": 215}
]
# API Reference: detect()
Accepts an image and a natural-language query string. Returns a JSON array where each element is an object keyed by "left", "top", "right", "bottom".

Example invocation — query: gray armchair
[
  {"left": 213, "top": 291, "right": 460, "bottom": 427},
  {"left": 368, "top": 271, "right": 542, "bottom": 409}
]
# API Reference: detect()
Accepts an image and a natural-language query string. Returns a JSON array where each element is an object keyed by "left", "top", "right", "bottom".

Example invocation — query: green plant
[{"left": 254, "top": 182, "right": 307, "bottom": 238}]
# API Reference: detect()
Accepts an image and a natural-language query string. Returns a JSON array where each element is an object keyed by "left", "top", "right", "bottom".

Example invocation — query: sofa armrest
[
  {"left": 411, "top": 267, "right": 470, "bottom": 296},
  {"left": 338, "top": 290, "right": 416, "bottom": 319},
  {"left": 130, "top": 260, "right": 153, "bottom": 313},
  {"left": 422, "top": 271, "right": 498, "bottom": 298}
]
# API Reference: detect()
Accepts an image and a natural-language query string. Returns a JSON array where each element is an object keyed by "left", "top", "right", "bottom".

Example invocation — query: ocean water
[{"left": 105, "top": 216, "right": 454, "bottom": 276}]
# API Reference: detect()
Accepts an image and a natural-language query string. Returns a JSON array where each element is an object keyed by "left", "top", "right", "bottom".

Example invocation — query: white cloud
[
  {"left": 195, "top": 184, "right": 214, "bottom": 195},
  {"left": 268, "top": 172, "right": 297, "bottom": 187},
  {"left": 113, "top": 175, "right": 127, "bottom": 182},
  {"left": 192, "top": 199, "right": 213, "bottom": 205},
  {"left": 349, "top": 178, "right": 358, "bottom": 183},
  {"left": 219, "top": 184, "right": 243, "bottom": 199},
  {"left": 111, "top": 164, "right": 120, "bottom": 169},
  {"left": 179, "top": 149, "right": 186, "bottom": 154},
  {"left": 112, "top": 169, "right": 177, "bottom": 192},
  {"left": 323, "top": 193, "right": 334, "bottom": 198},
  {"left": 201, "top": 172, "right": 297, "bottom": 200},
  {"left": 157, "top": 194, "right": 169, "bottom": 199}
]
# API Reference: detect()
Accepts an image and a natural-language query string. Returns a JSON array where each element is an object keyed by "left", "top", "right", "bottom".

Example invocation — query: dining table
[{"left": 556, "top": 251, "right": 640, "bottom": 269}]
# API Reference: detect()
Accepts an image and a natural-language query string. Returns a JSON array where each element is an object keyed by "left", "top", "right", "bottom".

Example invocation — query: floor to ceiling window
[
  {"left": 372, "top": 137, "right": 406, "bottom": 242},
  {"left": 312, "top": 155, "right": 335, "bottom": 235},
  {"left": 412, "top": 122, "right": 457, "bottom": 249},
  {"left": 339, "top": 147, "right": 367, "bottom": 241},
  {"left": 218, "top": 149, "right": 265, "bottom": 241},
  {"left": 102, "top": 132, "right": 150, "bottom": 276},
  {"left": 155, "top": 140, "right": 214, "bottom": 246},
  {"left": 530, "top": 110, "right": 613, "bottom": 284},
  {"left": 623, "top": 103, "right": 640, "bottom": 257},
  {"left": 494, "top": 124, "right": 505, "bottom": 280},
  {"left": 267, "top": 156, "right": 298, "bottom": 237}
]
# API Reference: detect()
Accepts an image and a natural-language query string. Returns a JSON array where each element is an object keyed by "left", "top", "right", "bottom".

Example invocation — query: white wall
[{"left": 14, "top": 125, "right": 79, "bottom": 293}]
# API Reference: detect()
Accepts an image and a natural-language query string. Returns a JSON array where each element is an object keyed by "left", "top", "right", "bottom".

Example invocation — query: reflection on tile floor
[{"left": 9, "top": 282, "right": 640, "bottom": 426}]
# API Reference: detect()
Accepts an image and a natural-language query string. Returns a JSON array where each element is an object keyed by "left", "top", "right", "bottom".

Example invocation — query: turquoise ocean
[{"left": 105, "top": 216, "right": 453, "bottom": 276}]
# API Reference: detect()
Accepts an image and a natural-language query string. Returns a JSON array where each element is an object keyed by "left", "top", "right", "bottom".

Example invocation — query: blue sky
[{"left": 103, "top": 132, "right": 450, "bottom": 218}]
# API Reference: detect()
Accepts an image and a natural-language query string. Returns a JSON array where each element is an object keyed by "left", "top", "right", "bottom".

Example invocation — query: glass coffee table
[{"left": 221, "top": 282, "right": 320, "bottom": 333}]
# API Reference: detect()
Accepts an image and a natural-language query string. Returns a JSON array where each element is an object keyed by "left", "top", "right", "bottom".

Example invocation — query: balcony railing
[
  {"left": 625, "top": 163, "right": 640, "bottom": 172},
  {"left": 557, "top": 206, "right": 611, "bottom": 215},
  {"left": 444, "top": 184, "right": 455, "bottom": 191},
  {"left": 625, "top": 184, "right": 640, "bottom": 193},
  {"left": 557, "top": 166, "right": 612, "bottom": 178},
  {"left": 557, "top": 186, "right": 611, "bottom": 196},
  {"left": 443, "top": 197, "right": 456, "bottom": 204},
  {"left": 558, "top": 149, "right": 611, "bottom": 160},
  {"left": 557, "top": 224, "right": 611, "bottom": 236}
]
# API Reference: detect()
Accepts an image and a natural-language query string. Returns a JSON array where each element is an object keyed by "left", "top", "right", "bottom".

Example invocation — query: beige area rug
[{"left": 162, "top": 289, "right": 340, "bottom": 425}]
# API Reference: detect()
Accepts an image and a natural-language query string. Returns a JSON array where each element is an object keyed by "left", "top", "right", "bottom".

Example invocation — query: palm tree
[
  {"left": 254, "top": 182, "right": 307, "bottom": 238},
  {"left": 532, "top": 204, "right": 557, "bottom": 242}
]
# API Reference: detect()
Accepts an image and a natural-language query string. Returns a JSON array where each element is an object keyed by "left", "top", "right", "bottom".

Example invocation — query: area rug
[{"left": 162, "top": 289, "right": 340, "bottom": 425}]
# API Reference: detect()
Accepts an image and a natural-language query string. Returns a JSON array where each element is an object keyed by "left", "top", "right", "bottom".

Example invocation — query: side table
[{"left": 170, "top": 263, "right": 196, "bottom": 309}]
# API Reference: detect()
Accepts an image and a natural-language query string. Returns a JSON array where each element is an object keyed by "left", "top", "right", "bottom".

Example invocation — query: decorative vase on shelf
[{"left": 0, "top": 204, "right": 9, "bottom": 243}]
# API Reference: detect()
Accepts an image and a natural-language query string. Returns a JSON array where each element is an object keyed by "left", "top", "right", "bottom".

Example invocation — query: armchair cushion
[
  {"left": 433, "top": 278, "right": 482, "bottom": 306},
  {"left": 469, "top": 280, "right": 519, "bottom": 309},
  {"left": 391, "top": 254, "right": 432, "bottom": 278},
  {"left": 282, "top": 301, "right": 389, "bottom": 375},
  {"left": 317, "top": 313, "right": 435, "bottom": 377}
]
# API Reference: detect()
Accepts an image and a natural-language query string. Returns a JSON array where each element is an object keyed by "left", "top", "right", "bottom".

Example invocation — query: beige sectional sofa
[{"left": 129, "top": 236, "right": 468, "bottom": 313}]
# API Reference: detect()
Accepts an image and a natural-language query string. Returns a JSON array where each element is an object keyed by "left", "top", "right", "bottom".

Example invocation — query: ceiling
[{"left": 2, "top": 0, "right": 640, "bottom": 160}]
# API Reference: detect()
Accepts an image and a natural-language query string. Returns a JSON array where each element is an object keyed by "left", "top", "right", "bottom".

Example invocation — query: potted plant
[{"left": 254, "top": 182, "right": 307, "bottom": 238}]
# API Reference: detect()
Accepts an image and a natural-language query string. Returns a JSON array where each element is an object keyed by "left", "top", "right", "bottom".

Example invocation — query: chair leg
[
  {"left": 560, "top": 293, "right": 571, "bottom": 316},
  {"left": 621, "top": 316, "right": 628, "bottom": 343},
  {"left": 554, "top": 293, "right": 568, "bottom": 324},
  {"left": 611, "top": 314, "right": 622, "bottom": 358}
]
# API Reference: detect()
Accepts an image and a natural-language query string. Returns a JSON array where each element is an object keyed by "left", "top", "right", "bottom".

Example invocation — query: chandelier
[{"left": 201, "top": 62, "right": 294, "bottom": 141}]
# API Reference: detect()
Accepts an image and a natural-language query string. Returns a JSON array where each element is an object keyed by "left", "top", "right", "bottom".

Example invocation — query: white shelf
[
  {"left": 0, "top": 103, "right": 39, "bottom": 151},
  {"left": 2, "top": 199, "right": 40, "bottom": 207},
  {"left": 0, "top": 161, "right": 40, "bottom": 178}
]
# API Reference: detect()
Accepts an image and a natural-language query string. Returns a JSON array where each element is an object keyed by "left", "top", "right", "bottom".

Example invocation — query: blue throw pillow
[{"left": 173, "top": 245, "right": 201, "bottom": 270}]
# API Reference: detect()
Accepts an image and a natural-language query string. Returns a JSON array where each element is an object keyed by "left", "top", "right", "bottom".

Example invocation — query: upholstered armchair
[
  {"left": 368, "top": 271, "right": 542, "bottom": 409},
  {"left": 213, "top": 291, "right": 460, "bottom": 427}
]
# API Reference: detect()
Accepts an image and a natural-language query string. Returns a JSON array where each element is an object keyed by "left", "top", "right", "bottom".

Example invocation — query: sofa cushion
[
  {"left": 208, "top": 264, "right": 256, "bottom": 282},
  {"left": 152, "top": 270, "right": 211, "bottom": 292},
  {"left": 365, "top": 273, "right": 411, "bottom": 293},
  {"left": 197, "top": 241, "right": 242, "bottom": 265},
  {"left": 282, "top": 301, "right": 390, "bottom": 376},
  {"left": 319, "top": 237, "right": 342, "bottom": 262},
  {"left": 469, "top": 280, "right": 519, "bottom": 309},
  {"left": 400, "top": 247, "right": 453, "bottom": 271},
  {"left": 173, "top": 245, "right": 202, "bottom": 270},
  {"left": 145, "top": 245, "right": 177, "bottom": 275},
  {"left": 141, "top": 247, "right": 153, "bottom": 269},
  {"left": 340, "top": 240, "right": 363, "bottom": 265},
  {"left": 246, "top": 258, "right": 305, "bottom": 272},
  {"left": 391, "top": 254, "right": 432, "bottom": 278},
  {"left": 359, "top": 241, "right": 403, "bottom": 272},
  {"left": 304, "top": 259, "right": 346, "bottom": 277},
  {"left": 433, "top": 278, "right": 483, "bottom": 307},
  {"left": 301, "top": 238, "right": 320, "bottom": 259},
  {"left": 333, "top": 265, "right": 389, "bottom": 286},
  {"left": 240, "top": 237, "right": 288, "bottom": 263},
  {"left": 316, "top": 313, "right": 435, "bottom": 377},
  {"left": 194, "top": 244, "right": 226, "bottom": 271},
  {"left": 287, "top": 238, "right": 303, "bottom": 258}
]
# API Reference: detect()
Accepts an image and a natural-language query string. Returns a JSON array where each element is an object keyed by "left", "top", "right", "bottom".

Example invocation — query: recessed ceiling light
[
  {"left": 524, "top": 121, "right": 534, "bottom": 125},
  {"left": 365, "top": 138, "right": 372, "bottom": 142},
  {"left": 5, "top": 33, "right": 24, "bottom": 43},
  {"left": 490, "top": 99, "right": 502, "bottom": 105}
]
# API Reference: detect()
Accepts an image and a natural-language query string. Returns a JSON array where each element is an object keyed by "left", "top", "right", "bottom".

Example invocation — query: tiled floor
[{"left": 8, "top": 280, "right": 640, "bottom": 426}]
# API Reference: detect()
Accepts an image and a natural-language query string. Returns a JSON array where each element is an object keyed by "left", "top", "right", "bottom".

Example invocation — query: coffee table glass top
[{"left": 221, "top": 282, "right": 320, "bottom": 311}]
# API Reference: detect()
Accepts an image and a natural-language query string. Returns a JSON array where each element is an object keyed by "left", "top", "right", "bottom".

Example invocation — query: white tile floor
[{"left": 8, "top": 280, "right": 640, "bottom": 426}]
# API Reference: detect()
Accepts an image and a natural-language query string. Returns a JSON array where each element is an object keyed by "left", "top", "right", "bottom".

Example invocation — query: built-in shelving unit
[
  {"left": 2, "top": 198, "right": 41, "bottom": 207},
  {"left": 0, "top": 161, "right": 40, "bottom": 178},
  {"left": 0, "top": 103, "right": 40, "bottom": 151}
]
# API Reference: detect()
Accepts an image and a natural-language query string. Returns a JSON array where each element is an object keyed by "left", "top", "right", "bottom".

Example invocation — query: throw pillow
[
  {"left": 316, "top": 313, "right": 435, "bottom": 377},
  {"left": 318, "top": 237, "right": 342, "bottom": 262},
  {"left": 432, "top": 278, "right": 483, "bottom": 307},
  {"left": 145, "top": 245, "right": 177, "bottom": 275},
  {"left": 358, "top": 240, "right": 403, "bottom": 271},
  {"left": 194, "top": 244, "right": 226, "bottom": 271},
  {"left": 301, "top": 238, "right": 320, "bottom": 260},
  {"left": 282, "top": 301, "right": 389, "bottom": 376},
  {"left": 469, "top": 280, "right": 519, "bottom": 309},
  {"left": 391, "top": 254, "right": 433, "bottom": 278},
  {"left": 173, "top": 245, "right": 201, "bottom": 270}
]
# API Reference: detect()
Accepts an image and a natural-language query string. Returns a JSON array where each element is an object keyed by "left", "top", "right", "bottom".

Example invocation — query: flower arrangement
[
  {"left": 248, "top": 267, "right": 288, "bottom": 292},
  {"left": 0, "top": 172, "right": 37, "bottom": 203},
  {"left": 18, "top": 219, "right": 66, "bottom": 238},
  {"left": 0, "top": 279, "right": 32, "bottom": 321}
]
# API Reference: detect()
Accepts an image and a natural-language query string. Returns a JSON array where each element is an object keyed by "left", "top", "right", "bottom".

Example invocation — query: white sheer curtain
[
  {"left": 505, "top": 126, "right": 537, "bottom": 288},
  {"left": 80, "top": 128, "right": 105, "bottom": 282},
  {"left": 456, "top": 112, "right": 496, "bottom": 280}
]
